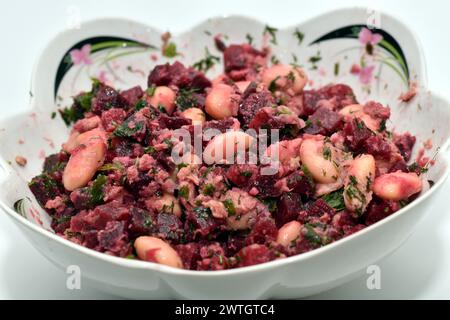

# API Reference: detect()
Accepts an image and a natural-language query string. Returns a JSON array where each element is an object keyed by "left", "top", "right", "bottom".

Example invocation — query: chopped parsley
[
  {"left": 293, "top": 28, "right": 305, "bottom": 45},
  {"left": 202, "top": 184, "right": 215, "bottom": 196},
  {"left": 323, "top": 146, "right": 332, "bottom": 161},
  {"left": 321, "top": 189, "right": 345, "bottom": 211},
  {"left": 192, "top": 47, "right": 220, "bottom": 73},
  {"left": 163, "top": 42, "right": 178, "bottom": 58},
  {"left": 264, "top": 25, "right": 278, "bottom": 45},
  {"left": 179, "top": 185, "right": 189, "bottom": 200},
  {"left": 246, "top": 33, "right": 254, "bottom": 45},
  {"left": 175, "top": 88, "right": 199, "bottom": 111},
  {"left": 268, "top": 76, "right": 281, "bottom": 93},
  {"left": 222, "top": 199, "right": 236, "bottom": 216}
]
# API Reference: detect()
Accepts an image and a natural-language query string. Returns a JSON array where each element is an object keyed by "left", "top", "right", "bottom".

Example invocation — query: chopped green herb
[
  {"left": 240, "top": 171, "right": 253, "bottom": 178},
  {"left": 293, "top": 28, "right": 305, "bottom": 45},
  {"left": 222, "top": 199, "right": 236, "bottom": 216},
  {"left": 163, "top": 42, "right": 178, "bottom": 58},
  {"left": 264, "top": 25, "right": 278, "bottom": 45},
  {"left": 304, "top": 224, "right": 323, "bottom": 246},
  {"left": 321, "top": 189, "right": 345, "bottom": 211},
  {"left": 176, "top": 162, "right": 188, "bottom": 170},
  {"left": 146, "top": 85, "right": 156, "bottom": 96},
  {"left": 323, "top": 146, "right": 332, "bottom": 161},
  {"left": 203, "top": 184, "right": 215, "bottom": 196},
  {"left": 98, "top": 162, "right": 124, "bottom": 172},
  {"left": 113, "top": 116, "right": 144, "bottom": 138},
  {"left": 334, "top": 62, "right": 340, "bottom": 76},
  {"left": 271, "top": 55, "right": 280, "bottom": 65},
  {"left": 179, "top": 185, "right": 189, "bottom": 200},
  {"left": 192, "top": 47, "right": 220, "bottom": 73},
  {"left": 308, "top": 52, "right": 322, "bottom": 70},
  {"left": 268, "top": 76, "right": 281, "bottom": 93},
  {"left": 144, "top": 146, "right": 156, "bottom": 155},
  {"left": 246, "top": 33, "right": 253, "bottom": 45},
  {"left": 134, "top": 99, "right": 147, "bottom": 111},
  {"left": 175, "top": 88, "right": 199, "bottom": 111},
  {"left": 91, "top": 174, "right": 108, "bottom": 205},
  {"left": 51, "top": 112, "right": 56, "bottom": 119}
]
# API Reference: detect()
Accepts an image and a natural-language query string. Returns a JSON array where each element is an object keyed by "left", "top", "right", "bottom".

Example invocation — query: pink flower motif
[
  {"left": 69, "top": 44, "right": 92, "bottom": 65},
  {"left": 358, "top": 27, "right": 383, "bottom": 46},
  {"left": 351, "top": 63, "right": 375, "bottom": 84}
]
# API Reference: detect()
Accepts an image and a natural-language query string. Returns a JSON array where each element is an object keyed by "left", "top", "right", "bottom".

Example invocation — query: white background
[{"left": 0, "top": 0, "right": 449, "bottom": 299}]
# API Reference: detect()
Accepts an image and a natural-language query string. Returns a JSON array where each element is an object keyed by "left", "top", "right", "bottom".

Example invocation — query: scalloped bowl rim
[{"left": 0, "top": 9, "right": 447, "bottom": 278}]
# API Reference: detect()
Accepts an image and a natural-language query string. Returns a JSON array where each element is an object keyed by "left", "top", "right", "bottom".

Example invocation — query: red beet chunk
[
  {"left": 247, "top": 172, "right": 281, "bottom": 198},
  {"left": 285, "top": 171, "right": 315, "bottom": 199},
  {"left": 156, "top": 213, "right": 184, "bottom": 243},
  {"left": 197, "top": 243, "right": 228, "bottom": 270},
  {"left": 239, "top": 90, "right": 276, "bottom": 127},
  {"left": 128, "top": 207, "right": 155, "bottom": 238},
  {"left": 43, "top": 152, "right": 68, "bottom": 174},
  {"left": 147, "top": 61, "right": 211, "bottom": 90},
  {"left": 29, "top": 173, "right": 64, "bottom": 208},
  {"left": 365, "top": 198, "right": 396, "bottom": 225},
  {"left": 175, "top": 243, "right": 201, "bottom": 270},
  {"left": 304, "top": 107, "right": 343, "bottom": 135},
  {"left": 245, "top": 213, "right": 278, "bottom": 245},
  {"left": 343, "top": 118, "right": 374, "bottom": 152},
  {"left": 101, "top": 108, "right": 127, "bottom": 132},
  {"left": 298, "top": 199, "right": 335, "bottom": 224},
  {"left": 120, "top": 86, "right": 144, "bottom": 108},
  {"left": 226, "top": 164, "right": 258, "bottom": 187},
  {"left": 394, "top": 132, "right": 416, "bottom": 162},
  {"left": 225, "top": 232, "right": 248, "bottom": 256},
  {"left": 158, "top": 113, "right": 192, "bottom": 130},
  {"left": 303, "top": 84, "right": 357, "bottom": 115},
  {"left": 363, "top": 101, "right": 390, "bottom": 120},
  {"left": 70, "top": 202, "right": 130, "bottom": 232},
  {"left": 275, "top": 192, "right": 302, "bottom": 228},
  {"left": 223, "top": 44, "right": 266, "bottom": 73},
  {"left": 236, "top": 244, "right": 277, "bottom": 267},
  {"left": 363, "top": 135, "right": 392, "bottom": 160},
  {"left": 185, "top": 207, "right": 224, "bottom": 241},
  {"left": 91, "top": 84, "right": 127, "bottom": 114},
  {"left": 98, "top": 221, "right": 131, "bottom": 257}
]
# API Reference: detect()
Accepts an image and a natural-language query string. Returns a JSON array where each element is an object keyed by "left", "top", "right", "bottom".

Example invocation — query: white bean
[
  {"left": 262, "top": 64, "right": 308, "bottom": 94},
  {"left": 134, "top": 236, "right": 183, "bottom": 268},
  {"left": 344, "top": 154, "right": 376, "bottom": 214},
  {"left": 299, "top": 136, "right": 340, "bottom": 184},
  {"left": 277, "top": 221, "right": 302, "bottom": 247},
  {"left": 63, "top": 128, "right": 107, "bottom": 191},
  {"left": 180, "top": 107, "right": 206, "bottom": 125},
  {"left": 373, "top": 171, "right": 422, "bottom": 201},
  {"left": 205, "top": 84, "right": 239, "bottom": 119},
  {"left": 149, "top": 86, "right": 176, "bottom": 115},
  {"left": 203, "top": 131, "right": 254, "bottom": 165}
]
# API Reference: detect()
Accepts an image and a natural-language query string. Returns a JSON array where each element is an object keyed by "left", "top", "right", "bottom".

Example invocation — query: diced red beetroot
[
  {"left": 158, "top": 113, "right": 192, "bottom": 129},
  {"left": 298, "top": 199, "right": 335, "bottom": 224},
  {"left": 247, "top": 172, "right": 281, "bottom": 198},
  {"left": 185, "top": 207, "right": 225, "bottom": 241},
  {"left": 245, "top": 213, "right": 278, "bottom": 245},
  {"left": 175, "top": 243, "right": 201, "bottom": 270},
  {"left": 363, "top": 135, "right": 392, "bottom": 160},
  {"left": 197, "top": 243, "right": 228, "bottom": 270},
  {"left": 303, "top": 84, "right": 357, "bottom": 115},
  {"left": 147, "top": 61, "right": 211, "bottom": 90},
  {"left": 226, "top": 232, "right": 247, "bottom": 256},
  {"left": 91, "top": 84, "right": 126, "bottom": 114},
  {"left": 70, "top": 188, "right": 94, "bottom": 210},
  {"left": 43, "top": 152, "right": 69, "bottom": 174},
  {"left": 285, "top": 171, "right": 315, "bottom": 199},
  {"left": 365, "top": 197, "right": 396, "bottom": 225},
  {"left": 239, "top": 90, "right": 276, "bottom": 127},
  {"left": 155, "top": 213, "right": 184, "bottom": 243},
  {"left": 125, "top": 170, "right": 152, "bottom": 196},
  {"left": 394, "top": 132, "right": 416, "bottom": 162},
  {"left": 343, "top": 118, "right": 374, "bottom": 152},
  {"left": 344, "top": 224, "right": 366, "bottom": 236},
  {"left": 226, "top": 164, "right": 258, "bottom": 187},
  {"left": 128, "top": 207, "right": 155, "bottom": 238},
  {"left": 389, "top": 159, "right": 408, "bottom": 173},
  {"left": 70, "top": 202, "right": 130, "bottom": 233},
  {"left": 97, "top": 221, "right": 131, "bottom": 257},
  {"left": 29, "top": 174, "right": 64, "bottom": 208},
  {"left": 275, "top": 193, "right": 302, "bottom": 228},
  {"left": 304, "top": 107, "right": 343, "bottom": 135},
  {"left": 223, "top": 44, "right": 266, "bottom": 78},
  {"left": 204, "top": 118, "right": 238, "bottom": 133},
  {"left": 363, "top": 101, "right": 390, "bottom": 120},
  {"left": 120, "top": 86, "right": 144, "bottom": 107},
  {"left": 236, "top": 244, "right": 277, "bottom": 267},
  {"left": 101, "top": 108, "right": 127, "bottom": 132}
]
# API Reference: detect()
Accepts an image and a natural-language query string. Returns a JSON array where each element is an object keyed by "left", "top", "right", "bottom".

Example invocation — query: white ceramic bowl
[{"left": 1, "top": 8, "right": 450, "bottom": 299}]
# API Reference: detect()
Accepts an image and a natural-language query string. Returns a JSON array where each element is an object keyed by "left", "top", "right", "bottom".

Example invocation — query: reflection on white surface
[{"left": 1, "top": 0, "right": 450, "bottom": 299}]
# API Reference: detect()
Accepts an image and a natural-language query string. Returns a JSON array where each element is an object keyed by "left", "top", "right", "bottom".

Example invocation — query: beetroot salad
[{"left": 29, "top": 41, "right": 426, "bottom": 270}]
